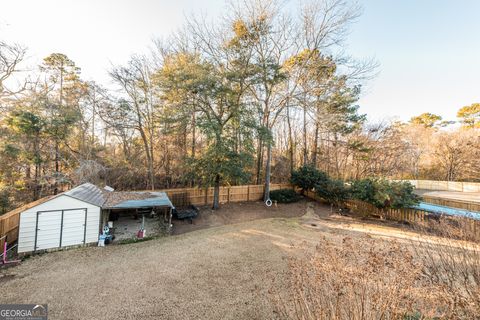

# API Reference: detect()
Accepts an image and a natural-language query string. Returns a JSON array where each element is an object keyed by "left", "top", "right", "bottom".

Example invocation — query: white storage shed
[{"left": 17, "top": 183, "right": 104, "bottom": 253}]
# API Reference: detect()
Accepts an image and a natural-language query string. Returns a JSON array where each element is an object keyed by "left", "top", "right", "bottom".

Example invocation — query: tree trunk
[
  {"left": 326, "top": 132, "right": 331, "bottom": 176},
  {"left": 91, "top": 95, "right": 96, "bottom": 147},
  {"left": 148, "top": 155, "right": 155, "bottom": 190},
  {"left": 212, "top": 173, "right": 220, "bottom": 210},
  {"left": 333, "top": 133, "right": 340, "bottom": 179},
  {"left": 303, "top": 104, "right": 308, "bottom": 166},
  {"left": 149, "top": 129, "right": 156, "bottom": 190},
  {"left": 255, "top": 138, "right": 263, "bottom": 184},
  {"left": 164, "top": 141, "right": 170, "bottom": 188},
  {"left": 191, "top": 112, "right": 196, "bottom": 187},
  {"left": 312, "top": 121, "right": 319, "bottom": 167},
  {"left": 54, "top": 64, "right": 64, "bottom": 196},
  {"left": 191, "top": 112, "right": 196, "bottom": 159},
  {"left": 263, "top": 142, "right": 272, "bottom": 201},
  {"left": 33, "top": 133, "right": 41, "bottom": 200},
  {"left": 287, "top": 105, "right": 294, "bottom": 174},
  {"left": 139, "top": 128, "right": 154, "bottom": 190},
  {"left": 54, "top": 139, "right": 59, "bottom": 195},
  {"left": 34, "top": 163, "right": 40, "bottom": 200}
]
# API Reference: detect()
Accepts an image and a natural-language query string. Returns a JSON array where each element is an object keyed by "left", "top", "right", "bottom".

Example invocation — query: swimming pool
[{"left": 414, "top": 202, "right": 480, "bottom": 220}]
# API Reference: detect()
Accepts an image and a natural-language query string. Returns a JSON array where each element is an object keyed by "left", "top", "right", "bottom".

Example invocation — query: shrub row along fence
[
  {"left": 304, "top": 190, "right": 480, "bottom": 242},
  {"left": 0, "top": 183, "right": 292, "bottom": 246}
]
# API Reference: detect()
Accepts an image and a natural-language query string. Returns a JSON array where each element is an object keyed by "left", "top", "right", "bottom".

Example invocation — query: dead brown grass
[
  {"left": 411, "top": 221, "right": 480, "bottom": 319},
  {"left": 270, "top": 236, "right": 429, "bottom": 320},
  {"left": 414, "top": 214, "right": 480, "bottom": 243},
  {"left": 270, "top": 215, "right": 480, "bottom": 320}
]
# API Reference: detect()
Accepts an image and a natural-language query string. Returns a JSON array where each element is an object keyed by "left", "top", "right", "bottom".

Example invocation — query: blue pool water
[{"left": 414, "top": 202, "right": 480, "bottom": 221}]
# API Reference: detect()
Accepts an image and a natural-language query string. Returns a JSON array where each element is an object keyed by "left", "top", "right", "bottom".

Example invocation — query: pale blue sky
[
  {"left": 1, "top": 0, "right": 479, "bottom": 121},
  {"left": 348, "top": 0, "right": 480, "bottom": 122}
]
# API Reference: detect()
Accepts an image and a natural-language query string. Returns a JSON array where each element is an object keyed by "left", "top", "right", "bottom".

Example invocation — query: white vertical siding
[
  {"left": 17, "top": 195, "right": 101, "bottom": 253},
  {"left": 85, "top": 207, "right": 101, "bottom": 244},
  {"left": 61, "top": 209, "right": 86, "bottom": 247},
  {"left": 36, "top": 211, "right": 62, "bottom": 250}
]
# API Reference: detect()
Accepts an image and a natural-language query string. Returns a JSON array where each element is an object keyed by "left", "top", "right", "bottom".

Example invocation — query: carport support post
[
  {"left": 101, "top": 209, "right": 110, "bottom": 232},
  {"left": 168, "top": 207, "right": 172, "bottom": 230}
]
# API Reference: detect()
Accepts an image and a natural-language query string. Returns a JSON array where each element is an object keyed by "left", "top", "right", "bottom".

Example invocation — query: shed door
[
  {"left": 34, "top": 208, "right": 88, "bottom": 251},
  {"left": 61, "top": 209, "right": 87, "bottom": 247},
  {"left": 35, "top": 211, "right": 62, "bottom": 251}
]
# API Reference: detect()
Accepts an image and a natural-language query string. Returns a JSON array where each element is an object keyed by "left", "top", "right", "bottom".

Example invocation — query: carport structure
[{"left": 102, "top": 191, "right": 175, "bottom": 239}]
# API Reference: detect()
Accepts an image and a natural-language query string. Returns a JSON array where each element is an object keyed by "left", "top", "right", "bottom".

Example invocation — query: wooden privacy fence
[
  {"left": 422, "top": 195, "right": 480, "bottom": 213},
  {"left": 0, "top": 209, "right": 20, "bottom": 249},
  {"left": 345, "top": 199, "right": 480, "bottom": 241},
  {"left": 345, "top": 199, "right": 427, "bottom": 222},
  {"left": 406, "top": 180, "right": 480, "bottom": 192},
  {"left": 304, "top": 191, "right": 480, "bottom": 241},
  {"left": 304, "top": 190, "right": 427, "bottom": 222},
  {"left": 160, "top": 183, "right": 292, "bottom": 207}
]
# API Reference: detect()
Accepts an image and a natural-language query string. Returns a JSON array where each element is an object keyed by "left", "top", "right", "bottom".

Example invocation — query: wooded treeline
[{"left": 0, "top": 0, "right": 479, "bottom": 212}]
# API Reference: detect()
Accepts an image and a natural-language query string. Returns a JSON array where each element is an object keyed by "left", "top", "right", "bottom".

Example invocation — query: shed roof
[
  {"left": 103, "top": 191, "right": 174, "bottom": 209},
  {"left": 2, "top": 184, "right": 174, "bottom": 219},
  {"left": 64, "top": 183, "right": 106, "bottom": 207}
]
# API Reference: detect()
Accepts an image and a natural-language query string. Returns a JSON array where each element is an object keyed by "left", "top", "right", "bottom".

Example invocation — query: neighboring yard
[{"left": 1, "top": 200, "right": 478, "bottom": 319}]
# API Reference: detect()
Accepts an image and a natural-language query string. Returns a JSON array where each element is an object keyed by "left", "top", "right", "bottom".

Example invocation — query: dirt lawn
[
  {"left": 0, "top": 200, "right": 459, "bottom": 319},
  {"left": 172, "top": 200, "right": 330, "bottom": 234}
]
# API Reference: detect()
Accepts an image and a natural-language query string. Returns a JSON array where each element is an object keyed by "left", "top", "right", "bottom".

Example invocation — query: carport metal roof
[
  {"left": 65, "top": 183, "right": 106, "bottom": 207},
  {"left": 103, "top": 191, "right": 174, "bottom": 209}
]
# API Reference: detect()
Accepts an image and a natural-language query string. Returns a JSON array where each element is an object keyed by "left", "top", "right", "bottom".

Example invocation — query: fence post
[
  {"left": 247, "top": 185, "right": 250, "bottom": 202},
  {"left": 227, "top": 187, "right": 231, "bottom": 203}
]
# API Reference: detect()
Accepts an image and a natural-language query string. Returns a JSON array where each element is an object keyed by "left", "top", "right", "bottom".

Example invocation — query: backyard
[
  {"left": 2, "top": 1, "right": 480, "bottom": 319},
  {"left": 2, "top": 199, "right": 478, "bottom": 319}
]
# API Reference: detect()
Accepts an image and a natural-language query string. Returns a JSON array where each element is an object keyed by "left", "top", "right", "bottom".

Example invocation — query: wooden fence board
[
  {"left": 410, "top": 180, "right": 480, "bottom": 192},
  {"left": 157, "top": 184, "right": 294, "bottom": 206},
  {"left": 422, "top": 196, "right": 480, "bottom": 213},
  {"left": 0, "top": 210, "right": 20, "bottom": 249}
]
